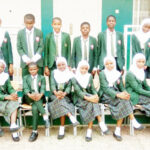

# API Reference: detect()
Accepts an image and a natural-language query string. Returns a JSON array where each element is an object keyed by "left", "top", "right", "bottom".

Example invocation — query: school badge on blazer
[
  {"left": 36, "top": 36, "right": 40, "bottom": 42},
  {"left": 90, "top": 44, "right": 94, "bottom": 50},
  {"left": 64, "top": 43, "right": 67, "bottom": 47},
  {"left": 38, "top": 81, "right": 41, "bottom": 87},
  {"left": 148, "top": 42, "right": 150, "bottom": 48},
  {"left": 117, "top": 40, "right": 121, "bottom": 45},
  {"left": 3, "top": 38, "right": 7, "bottom": 43}
]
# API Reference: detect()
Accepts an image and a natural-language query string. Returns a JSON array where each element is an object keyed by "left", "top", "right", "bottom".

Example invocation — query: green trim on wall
[{"left": 41, "top": 0, "right": 53, "bottom": 39}]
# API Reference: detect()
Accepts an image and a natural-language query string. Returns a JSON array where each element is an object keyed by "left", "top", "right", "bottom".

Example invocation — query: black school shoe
[
  {"left": 85, "top": 136, "right": 92, "bottom": 142},
  {"left": 57, "top": 134, "right": 65, "bottom": 140},
  {"left": 72, "top": 121, "right": 80, "bottom": 127},
  {"left": 12, "top": 135, "right": 20, "bottom": 142},
  {"left": 0, "top": 128, "right": 4, "bottom": 137},
  {"left": 102, "top": 129, "right": 110, "bottom": 135},
  {"left": 113, "top": 132, "right": 122, "bottom": 141},
  {"left": 134, "top": 125, "right": 145, "bottom": 131},
  {"left": 29, "top": 132, "right": 38, "bottom": 142}
]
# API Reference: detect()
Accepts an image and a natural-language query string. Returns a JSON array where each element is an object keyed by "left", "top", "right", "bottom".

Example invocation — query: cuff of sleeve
[
  {"left": 22, "top": 55, "right": 31, "bottom": 63},
  {"left": 31, "top": 53, "right": 41, "bottom": 62}
]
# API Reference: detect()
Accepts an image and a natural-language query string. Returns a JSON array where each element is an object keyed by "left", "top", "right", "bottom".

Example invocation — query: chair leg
[
  {"left": 73, "top": 107, "right": 77, "bottom": 136},
  {"left": 45, "top": 101, "right": 50, "bottom": 137},
  {"left": 18, "top": 108, "right": 23, "bottom": 136},
  {"left": 130, "top": 119, "right": 134, "bottom": 136}
]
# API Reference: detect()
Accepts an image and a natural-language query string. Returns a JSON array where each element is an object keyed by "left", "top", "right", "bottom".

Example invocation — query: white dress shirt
[
  {"left": 31, "top": 74, "right": 38, "bottom": 93},
  {"left": 81, "top": 36, "right": 89, "bottom": 61}
]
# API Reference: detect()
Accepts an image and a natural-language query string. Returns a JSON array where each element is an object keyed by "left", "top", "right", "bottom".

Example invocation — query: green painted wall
[{"left": 41, "top": 0, "right": 53, "bottom": 39}]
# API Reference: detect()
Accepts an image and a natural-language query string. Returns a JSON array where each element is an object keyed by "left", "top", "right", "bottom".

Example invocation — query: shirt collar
[
  {"left": 54, "top": 31, "right": 61, "bottom": 37},
  {"left": 26, "top": 27, "right": 34, "bottom": 34},
  {"left": 31, "top": 74, "right": 38, "bottom": 79},
  {"left": 80, "top": 36, "right": 89, "bottom": 42},
  {"left": 107, "top": 28, "right": 116, "bottom": 35}
]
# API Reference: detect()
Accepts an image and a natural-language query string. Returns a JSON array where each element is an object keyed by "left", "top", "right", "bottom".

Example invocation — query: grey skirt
[
  {"left": 76, "top": 99, "right": 101, "bottom": 124},
  {"left": 101, "top": 94, "right": 133, "bottom": 120},
  {"left": 48, "top": 95, "right": 75, "bottom": 120},
  {"left": 0, "top": 100, "right": 19, "bottom": 124}
]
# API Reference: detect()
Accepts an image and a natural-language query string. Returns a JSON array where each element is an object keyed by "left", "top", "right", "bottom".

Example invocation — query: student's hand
[
  {"left": 5, "top": 95, "right": 18, "bottom": 101},
  {"left": 44, "top": 67, "right": 50, "bottom": 76},
  {"left": 35, "top": 93, "right": 43, "bottom": 101},
  {"left": 11, "top": 93, "right": 18, "bottom": 100},
  {"left": 68, "top": 66, "right": 72, "bottom": 71},
  {"left": 144, "top": 66, "right": 147, "bottom": 70},
  {"left": 97, "top": 69, "right": 101, "bottom": 75},
  {"left": 84, "top": 95, "right": 99, "bottom": 103},
  {"left": 91, "top": 70, "right": 96, "bottom": 77},
  {"left": 9, "top": 64, "right": 13, "bottom": 76},
  {"left": 27, "top": 93, "right": 36, "bottom": 101},
  {"left": 116, "top": 92, "right": 130, "bottom": 100},
  {"left": 26, "top": 60, "right": 32, "bottom": 65},
  {"left": 121, "top": 70, "right": 124, "bottom": 75},
  {"left": 72, "top": 69, "right": 76, "bottom": 74}
]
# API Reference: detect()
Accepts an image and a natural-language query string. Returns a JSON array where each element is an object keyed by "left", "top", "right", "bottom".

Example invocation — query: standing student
[
  {"left": 97, "top": 15, "right": 124, "bottom": 73},
  {"left": 49, "top": 57, "right": 79, "bottom": 139},
  {"left": 44, "top": 17, "right": 71, "bottom": 76},
  {"left": 99, "top": 56, "right": 144, "bottom": 141},
  {"left": 0, "top": 18, "right": 13, "bottom": 76},
  {"left": 17, "top": 14, "right": 44, "bottom": 76},
  {"left": 72, "top": 60, "right": 109, "bottom": 142},
  {"left": 126, "top": 53, "right": 150, "bottom": 115},
  {"left": 0, "top": 60, "right": 23, "bottom": 142},
  {"left": 23, "top": 62, "right": 50, "bottom": 142},
  {"left": 72, "top": 22, "right": 97, "bottom": 74}
]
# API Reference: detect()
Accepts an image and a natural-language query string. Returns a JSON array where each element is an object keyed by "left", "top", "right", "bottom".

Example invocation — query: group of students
[{"left": 0, "top": 13, "right": 150, "bottom": 143}]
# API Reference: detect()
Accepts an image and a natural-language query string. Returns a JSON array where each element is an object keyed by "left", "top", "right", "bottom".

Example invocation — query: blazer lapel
[
  {"left": 23, "top": 29, "right": 28, "bottom": 54},
  {"left": 78, "top": 36, "right": 82, "bottom": 58},
  {"left": 33, "top": 28, "right": 36, "bottom": 54},
  {"left": 61, "top": 32, "right": 64, "bottom": 56}
]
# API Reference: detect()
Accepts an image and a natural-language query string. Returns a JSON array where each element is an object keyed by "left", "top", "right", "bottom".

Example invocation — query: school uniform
[
  {"left": 23, "top": 74, "right": 46, "bottom": 130},
  {"left": 71, "top": 36, "right": 97, "bottom": 72},
  {"left": 48, "top": 71, "right": 74, "bottom": 120},
  {"left": 72, "top": 75, "right": 101, "bottom": 124},
  {"left": 0, "top": 76, "right": 19, "bottom": 124},
  {"left": 17, "top": 28, "right": 44, "bottom": 76},
  {"left": 99, "top": 71, "right": 133, "bottom": 120},
  {"left": 44, "top": 32, "right": 71, "bottom": 70},
  {"left": 0, "top": 29, "right": 13, "bottom": 72},
  {"left": 97, "top": 29, "right": 125, "bottom": 71}
]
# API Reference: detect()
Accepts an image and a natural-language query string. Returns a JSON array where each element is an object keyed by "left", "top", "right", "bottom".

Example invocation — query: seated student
[
  {"left": 71, "top": 60, "right": 109, "bottom": 142},
  {"left": 99, "top": 56, "right": 144, "bottom": 141},
  {"left": 126, "top": 53, "right": 150, "bottom": 116},
  {"left": 23, "top": 62, "right": 50, "bottom": 142},
  {"left": 0, "top": 59, "right": 23, "bottom": 142},
  {"left": 48, "top": 57, "right": 79, "bottom": 140}
]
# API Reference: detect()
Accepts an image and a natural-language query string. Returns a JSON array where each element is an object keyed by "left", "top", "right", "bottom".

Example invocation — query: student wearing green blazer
[
  {"left": 17, "top": 14, "right": 44, "bottom": 77},
  {"left": 0, "top": 19, "right": 13, "bottom": 76},
  {"left": 97, "top": 15, "right": 124, "bottom": 73},
  {"left": 44, "top": 17, "right": 71, "bottom": 76},
  {"left": 72, "top": 22, "right": 97, "bottom": 74},
  {"left": 23, "top": 62, "right": 49, "bottom": 142},
  {"left": 126, "top": 53, "right": 150, "bottom": 116}
]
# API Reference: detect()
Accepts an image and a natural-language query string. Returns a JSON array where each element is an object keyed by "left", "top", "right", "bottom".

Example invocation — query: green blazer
[
  {"left": 97, "top": 31, "right": 125, "bottom": 70},
  {"left": 125, "top": 71, "right": 150, "bottom": 105},
  {"left": 144, "top": 39, "right": 150, "bottom": 67},
  {"left": 71, "top": 36, "right": 97, "bottom": 72},
  {"left": 98, "top": 71, "right": 125, "bottom": 100},
  {"left": 23, "top": 74, "right": 46, "bottom": 95},
  {"left": 71, "top": 76, "right": 97, "bottom": 104},
  {"left": 0, "top": 78, "right": 15, "bottom": 101},
  {"left": 44, "top": 32, "right": 71, "bottom": 69},
  {"left": 1, "top": 32, "right": 13, "bottom": 67},
  {"left": 50, "top": 71, "right": 71, "bottom": 94},
  {"left": 17, "top": 28, "right": 44, "bottom": 68}
]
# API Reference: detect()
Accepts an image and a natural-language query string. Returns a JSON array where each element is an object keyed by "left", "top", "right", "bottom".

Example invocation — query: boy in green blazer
[
  {"left": 72, "top": 22, "right": 97, "bottom": 74},
  {"left": 0, "top": 18, "right": 13, "bottom": 76},
  {"left": 97, "top": 15, "right": 125, "bottom": 73},
  {"left": 44, "top": 17, "right": 71, "bottom": 76},
  {"left": 17, "top": 14, "right": 44, "bottom": 77},
  {"left": 23, "top": 62, "right": 49, "bottom": 142}
]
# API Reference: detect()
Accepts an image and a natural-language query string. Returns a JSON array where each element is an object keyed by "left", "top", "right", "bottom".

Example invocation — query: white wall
[
  {"left": 53, "top": 0, "right": 102, "bottom": 40},
  {"left": 0, "top": 0, "right": 41, "bottom": 68}
]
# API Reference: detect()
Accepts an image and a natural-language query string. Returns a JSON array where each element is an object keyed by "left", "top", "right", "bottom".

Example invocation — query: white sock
[
  {"left": 32, "top": 130, "right": 38, "bottom": 133},
  {"left": 12, "top": 132, "right": 18, "bottom": 138},
  {"left": 69, "top": 115, "right": 77, "bottom": 124},
  {"left": 10, "top": 123, "right": 18, "bottom": 129},
  {"left": 59, "top": 126, "right": 65, "bottom": 135},
  {"left": 131, "top": 119, "right": 141, "bottom": 128},
  {"left": 43, "top": 115, "right": 48, "bottom": 121},
  {"left": 99, "top": 122, "right": 108, "bottom": 132},
  {"left": 114, "top": 127, "right": 121, "bottom": 136},
  {"left": 86, "top": 128, "right": 92, "bottom": 138}
]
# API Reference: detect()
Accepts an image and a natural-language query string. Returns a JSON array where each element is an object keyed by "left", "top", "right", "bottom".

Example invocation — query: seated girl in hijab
[
  {"left": 99, "top": 56, "right": 144, "bottom": 141},
  {"left": 126, "top": 53, "right": 150, "bottom": 117},
  {"left": 48, "top": 57, "right": 79, "bottom": 140},
  {"left": 72, "top": 60, "right": 109, "bottom": 142},
  {"left": 0, "top": 59, "right": 23, "bottom": 142}
]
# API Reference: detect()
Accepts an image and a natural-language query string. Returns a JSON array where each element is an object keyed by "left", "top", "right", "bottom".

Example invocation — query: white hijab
[
  {"left": 104, "top": 56, "right": 121, "bottom": 87},
  {"left": 54, "top": 57, "right": 73, "bottom": 84},
  {"left": 135, "top": 18, "right": 150, "bottom": 48},
  {"left": 0, "top": 59, "right": 9, "bottom": 85},
  {"left": 75, "top": 60, "right": 91, "bottom": 89},
  {"left": 130, "top": 53, "right": 145, "bottom": 81}
]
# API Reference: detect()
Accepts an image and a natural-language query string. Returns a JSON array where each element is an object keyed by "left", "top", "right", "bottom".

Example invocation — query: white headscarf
[
  {"left": 130, "top": 53, "right": 145, "bottom": 81},
  {"left": 0, "top": 27, "right": 5, "bottom": 47},
  {"left": 54, "top": 57, "right": 73, "bottom": 84},
  {"left": 104, "top": 56, "right": 121, "bottom": 87},
  {"left": 135, "top": 18, "right": 150, "bottom": 49},
  {"left": 0, "top": 59, "right": 9, "bottom": 85},
  {"left": 75, "top": 60, "right": 91, "bottom": 89}
]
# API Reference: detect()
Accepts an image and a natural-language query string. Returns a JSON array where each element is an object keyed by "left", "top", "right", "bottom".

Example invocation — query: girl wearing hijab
[
  {"left": 126, "top": 53, "right": 150, "bottom": 116},
  {"left": 48, "top": 57, "right": 79, "bottom": 140},
  {"left": 0, "top": 59, "right": 23, "bottom": 141},
  {"left": 99, "top": 56, "right": 144, "bottom": 141},
  {"left": 72, "top": 60, "right": 109, "bottom": 142}
]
